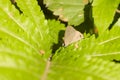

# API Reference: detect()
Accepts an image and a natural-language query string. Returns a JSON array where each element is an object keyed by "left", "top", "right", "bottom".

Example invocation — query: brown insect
[{"left": 64, "top": 26, "right": 84, "bottom": 47}]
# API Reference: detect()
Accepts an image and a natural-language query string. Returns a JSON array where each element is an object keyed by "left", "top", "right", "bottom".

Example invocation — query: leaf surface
[
  {"left": 93, "top": 0, "right": 120, "bottom": 33},
  {"left": 44, "top": 0, "right": 85, "bottom": 25}
]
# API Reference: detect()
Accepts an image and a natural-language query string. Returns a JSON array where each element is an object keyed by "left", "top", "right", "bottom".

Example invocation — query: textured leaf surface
[
  {"left": 48, "top": 20, "right": 65, "bottom": 44},
  {"left": 46, "top": 25, "right": 120, "bottom": 80},
  {"left": 0, "top": 0, "right": 65, "bottom": 80},
  {"left": 44, "top": 0, "right": 85, "bottom": 26},
  {"left": 0, "top": 0, "right": 47, "bottom": 80},
  {"left": 50, "top": 52, "right": 120, "bottom": 80},
  {"left": 57, "top": 26, "right": 120, "bottom": 60},
  {"left": 15, "top": 0, "right": 51, "bottom": 51},
  {"left": 1, "top": 0, "right": 120, "bottom": 80},
  {"left": 93, "top": 0, "right": 120, "bottom": 33}
]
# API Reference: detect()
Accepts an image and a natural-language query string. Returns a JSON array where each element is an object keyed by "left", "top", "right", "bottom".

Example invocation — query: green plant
[{"left": 0, "top": 0, "right": 120, "bottom": 80}]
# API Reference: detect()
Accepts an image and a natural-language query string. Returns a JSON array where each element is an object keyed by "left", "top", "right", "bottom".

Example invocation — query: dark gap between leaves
[
  {"left": 75, "top": 1, "right": 98, "bottom": 38},
  {"left": 10, "top": 0, "right": 23, "bottom": 14},
  {"left": 108, "top": 3, "right": 120, "bottom": 30},
  {"left": 112, "top": 59, "right": 120, "bottom": 63}
]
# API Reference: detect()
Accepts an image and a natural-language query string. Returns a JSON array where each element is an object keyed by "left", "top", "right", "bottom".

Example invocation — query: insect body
[{"left": 64, "top": 26, "right": 84, "bottom": 47}]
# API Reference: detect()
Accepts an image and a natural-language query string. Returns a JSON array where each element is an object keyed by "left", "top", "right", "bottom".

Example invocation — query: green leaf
[
  {"left": 55, "top": 25, "right": 120, "bottom": 60},
  {"left": 44, "top": 0, "right": 85, "bottom": 26},
  {"left": 47, "top": 26, "right": 120, "bottom": 80},
  {"left": 0, "top": 0, "right": 66, "bottom": 79},
  {"left": 1, "top": 0, "right": 120, "bottom": 80},
  {"left": 93, "top": 0, "right": 120, "bottom": 33},
  {"left": 15, "top": 0, "right": 52, "bottom": 51},
  {"left": 0, "top": 0, "right": 52, "bottom": 79},
  {"left": 50, "top": 55, "right": 120, "bottom": 80},
  {"left": 92, "top": 26, "right": 120, "bottom": 60},
  {"left": 48, "top": 20, "right": 65, "bottom": 44}
]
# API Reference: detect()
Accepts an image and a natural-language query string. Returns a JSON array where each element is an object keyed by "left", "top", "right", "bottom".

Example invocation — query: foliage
[
  {"left": 0, "top": 0, "right": 120, "bottom": 80},
  {"left": 44, "top": 0, "right": 85, "bottom": 26}
]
